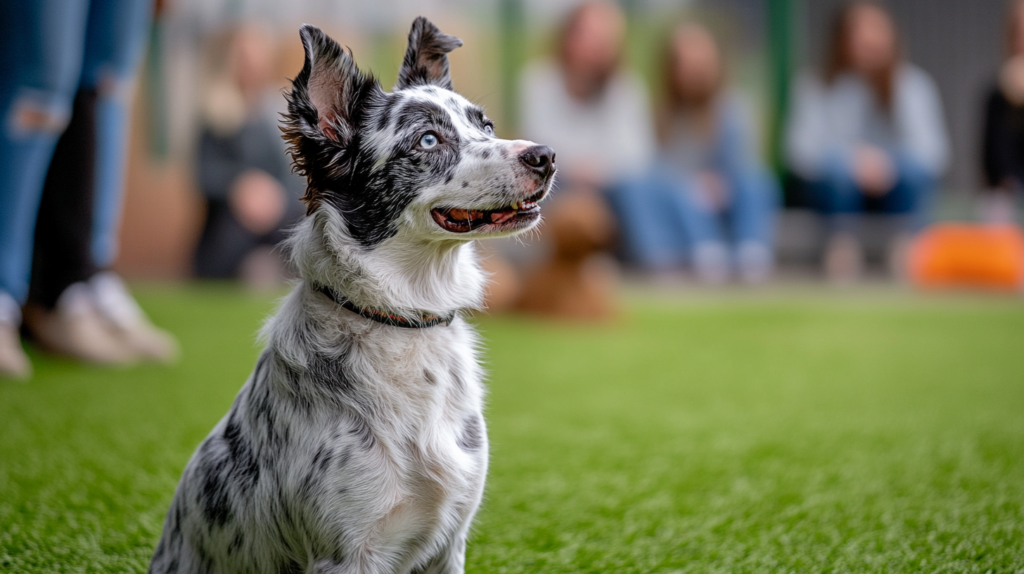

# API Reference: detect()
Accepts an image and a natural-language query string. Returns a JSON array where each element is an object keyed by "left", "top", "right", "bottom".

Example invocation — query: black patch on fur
[
  {"left": 191, "top": 399, "right": 264, "bottom": 531},
  {"left": 450, "top": 366, "right": 466, "bottom": 391},
  {"left": 462, "top": 105, "right": 490, "bottom": 131},
  {"left": 461, "top": 181, "right": 469, "bottom": 188},
  {"left": 312, "top": 443, "right": 334, "bottom": 472},
  {"left": 457, "top": 415, "right": 483, "bottom": 451},
  {"left": 307, "top": 352, "right": 362, "bottom": 397},
  {"left": 336, "top": 445, "right": 353, "bottom": 469},
  {"left": 227, "top": 531, "right": 244, "bottom": 555},
  {"left": 481, "top": 149, "right": 491, "bottom": 159},
  {"left": 350, "top": 414, "right": 377, "bottom": 450},
  {"left": 424, "top": 370, "right": 437, "bottom": 385},
  {"left": 375, "top": 105, "right": 392, "bottom": 132}
]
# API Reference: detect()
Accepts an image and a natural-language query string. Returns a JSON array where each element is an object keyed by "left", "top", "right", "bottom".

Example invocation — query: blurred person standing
[
  {"left": 785, "top": 1, "right": 949, "bottom": 282},
  {"left": 512, "top": 0, "right": 653, "bottom": 319},
  {"left": 1, "top": 0, "right": 177, "bottom": 380},
  {"left": 607, "top": 24, "right": 777, "bottom": 283},
  {"left": 981, "top": 0, "right": 1024, "bottom": 223},
  {"left": 192, "top": 25, "right": 304, "bottom": 287}
]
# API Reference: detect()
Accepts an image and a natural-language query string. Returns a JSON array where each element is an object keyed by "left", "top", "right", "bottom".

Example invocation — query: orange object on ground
[{"left": 909, "top": 223, "right": 1024, "bottom": 291}]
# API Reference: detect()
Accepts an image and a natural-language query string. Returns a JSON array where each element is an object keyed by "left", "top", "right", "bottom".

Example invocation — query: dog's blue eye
[
  {"left": 484, "top": 124, "right": 495, "bottom": 136},
  {"left": 419, "top": 133, "right": 439, "bottom": 149}
]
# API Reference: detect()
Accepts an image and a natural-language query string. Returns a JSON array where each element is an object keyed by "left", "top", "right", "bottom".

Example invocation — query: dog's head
[{"left": 282, "top": 18, "right": 555, "bottom": 250}]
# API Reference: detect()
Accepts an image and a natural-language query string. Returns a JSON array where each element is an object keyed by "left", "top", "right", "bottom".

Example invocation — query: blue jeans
[
  {"left": 811, "top": 153, "right": 936, "bottom": 233},
  {"left": 0, "top": 0, "right": 151, "bottom": 304},
  {"left": 605, "top": 163, "right": 778, "bottom": 270}
]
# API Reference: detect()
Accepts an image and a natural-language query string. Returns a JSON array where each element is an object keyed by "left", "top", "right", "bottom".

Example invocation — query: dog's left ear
[{"left": 395, "top": 17, "right": 463, "bottom": 91}]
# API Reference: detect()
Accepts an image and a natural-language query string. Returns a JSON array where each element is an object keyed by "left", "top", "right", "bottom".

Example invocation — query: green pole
[
  {"left": 498, "top": 0, "right": 526, "bottom": 137},
  {"left": 768, "top": 0, "right": 798, "bottom": 175}
]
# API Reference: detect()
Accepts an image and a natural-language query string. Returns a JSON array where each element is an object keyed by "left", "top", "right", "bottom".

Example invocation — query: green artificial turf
[{"left": 1, "top": 285, "right": 1022, "bottom": 573}]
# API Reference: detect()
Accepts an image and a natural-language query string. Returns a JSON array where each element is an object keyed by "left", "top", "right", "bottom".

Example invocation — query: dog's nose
[{"left": 518, "top": 145, "right": 556, "bottom": 179}]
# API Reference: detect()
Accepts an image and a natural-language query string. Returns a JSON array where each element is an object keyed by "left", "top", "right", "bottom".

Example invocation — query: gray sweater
[{"left": 785, "top": 65, "right": 949, "bottom": 180}]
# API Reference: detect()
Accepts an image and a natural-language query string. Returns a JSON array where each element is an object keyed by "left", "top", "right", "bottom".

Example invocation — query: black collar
[{"left": 314, "top": 284, "right": 456, "bottom": 329}]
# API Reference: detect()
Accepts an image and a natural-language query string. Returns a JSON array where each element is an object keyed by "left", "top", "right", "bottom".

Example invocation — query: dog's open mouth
[{"left": 431, "top": 190, "right": 545, "bottom": 234}]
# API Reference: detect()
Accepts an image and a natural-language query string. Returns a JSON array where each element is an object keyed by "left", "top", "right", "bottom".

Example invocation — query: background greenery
[{"left": 2, "top": 285, "right": 1022, "bottom": 572}]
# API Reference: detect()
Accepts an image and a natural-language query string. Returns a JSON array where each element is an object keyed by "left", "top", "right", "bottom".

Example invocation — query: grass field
[{"left": 1, "top": 284, "right": 1022, "bottom": 573}]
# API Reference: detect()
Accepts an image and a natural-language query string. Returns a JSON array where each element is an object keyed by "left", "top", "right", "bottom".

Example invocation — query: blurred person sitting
[
  {"left": 981, "top": 0, "right": 1024, "bottom": 224},
  {"left": 606, "top": 24, "right": 778, "bottom": 283},
  {"left": 514, "top": 0, "right": 654, "bottom": 319},
  {"left": 520, "top": 0, "right": 655, "bottom": 193},
  {"left": 192, "top": 25, "right": 304, "bottom": 288},
  {"left": 1, "top": 0, "right": 176, "bottom": 379},
  {"left": 785, "top": 1, "right": 949, "bottom": 282}
]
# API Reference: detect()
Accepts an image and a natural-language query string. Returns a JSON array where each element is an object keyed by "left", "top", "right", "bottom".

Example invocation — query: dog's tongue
[
  {"left": 489, "top": 210, "right": 516, "bottom": 224},
  {"left": 448, "top": 207, "right": 483, "bottom": 222},
  {"left": 449, "top": 208, "right": 516, "bottom": 224}
]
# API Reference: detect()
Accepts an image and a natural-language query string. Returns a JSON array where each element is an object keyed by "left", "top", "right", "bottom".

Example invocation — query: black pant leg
[{"left": 28, "top": 88, "right": 100, "bottom": 310}]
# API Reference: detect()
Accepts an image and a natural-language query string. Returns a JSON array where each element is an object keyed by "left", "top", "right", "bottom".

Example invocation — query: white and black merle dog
[{"left": 149, "top": 18, "right": 554, "bottom": 574}]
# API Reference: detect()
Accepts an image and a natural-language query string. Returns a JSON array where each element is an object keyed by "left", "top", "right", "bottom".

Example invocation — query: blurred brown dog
[{"left": 514, "top": 193, "right": 618, "bottom": 321}]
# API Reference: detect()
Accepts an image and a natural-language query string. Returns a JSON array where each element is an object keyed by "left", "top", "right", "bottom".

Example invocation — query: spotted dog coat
[{"left": 149, "top": 18, "right": 554, "bottom": 574}]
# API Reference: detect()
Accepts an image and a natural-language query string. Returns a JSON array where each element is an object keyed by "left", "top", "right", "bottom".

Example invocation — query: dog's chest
[{"left": 312, "top": 325, "right": 487, "bottom": 551}]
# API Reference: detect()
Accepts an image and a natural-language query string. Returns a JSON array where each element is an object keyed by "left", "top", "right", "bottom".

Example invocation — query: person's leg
[
  {"left": 812, "top": 154, "right": 864, "bottom": 234},
  {"left": 24, "top": 0, "right": 171, "bottom": 365},
  {"left": 23, "top": 86, "right": 142, "bottom": 365},
  {"left": 30, "top": 0, "right": 153, "bottom": 306},
  {"left": 80, "top": 0, "right": 153, "bottom": 269},
  {"left": 0, "top": 0, "right": 90, "bottom": 377},
  {"left": 877, "top": 154, "right": 936, "bottom": 279},
  {"left": 604, "top": 167, "right": 688, "bottom": 271},
  {"left": 28, "top": 88, "right": 100, "bottom": 309},
  {"left": 877, "top": 153, "right": 936, "bottom": 229},
  {"left": 812, "top": 155, "right": 866, "bottom": 282},
  {"left": 664, "top": 174, "right": 728, "bottom": 283},
  {"left": 0, "top": 0, "right": 90, "bottom": 306},
  {"left": 80, "top": 0, "right": 175, "bottom": 362},
  {"left": 726, "top": 166, "right": 780, "bottom": 283}
]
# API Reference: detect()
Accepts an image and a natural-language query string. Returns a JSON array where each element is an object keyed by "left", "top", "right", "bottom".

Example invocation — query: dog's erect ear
[
  {"left": 283, "top": 25, "right": 383, "bottom": 214},
  {"left": 395, "top": 17, "right": 463, "bottom": 91},
  {"left": 296, "top": 24, "right": 378, "bottom": 142}
]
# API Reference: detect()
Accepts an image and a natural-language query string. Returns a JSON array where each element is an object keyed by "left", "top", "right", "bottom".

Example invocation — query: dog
[{"left": 149, "top": 18, "right": 554, "bottom": 574}]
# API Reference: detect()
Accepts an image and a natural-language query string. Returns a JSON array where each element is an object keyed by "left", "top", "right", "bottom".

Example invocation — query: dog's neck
[{"left": 287, "top": 211, "right": 486, "bottom": 321}]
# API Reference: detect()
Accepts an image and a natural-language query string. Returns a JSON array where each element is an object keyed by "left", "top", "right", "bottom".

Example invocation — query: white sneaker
[
  {"left": 89, "top": 272, "right": 179, "bottom": 364},
  {"left": 0, "top": 293, "right": 30, "bottom": 380},
  {"left": 736, "top": 241, "right": 773, "bottom": 284},
  {"left": 23, "top": 283, "right": 137, "bottom": 365},
  {"left": 693, "top": 242, "right": 729, "bottom": 284}
]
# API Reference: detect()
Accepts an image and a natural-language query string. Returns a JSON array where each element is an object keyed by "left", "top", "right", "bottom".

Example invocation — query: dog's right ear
[
  {"left": 285, "top": 25, "right": 380, "bottom": 144},
  {"left": 283, "top": 25, "right": 383, "bottom": 214}
]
